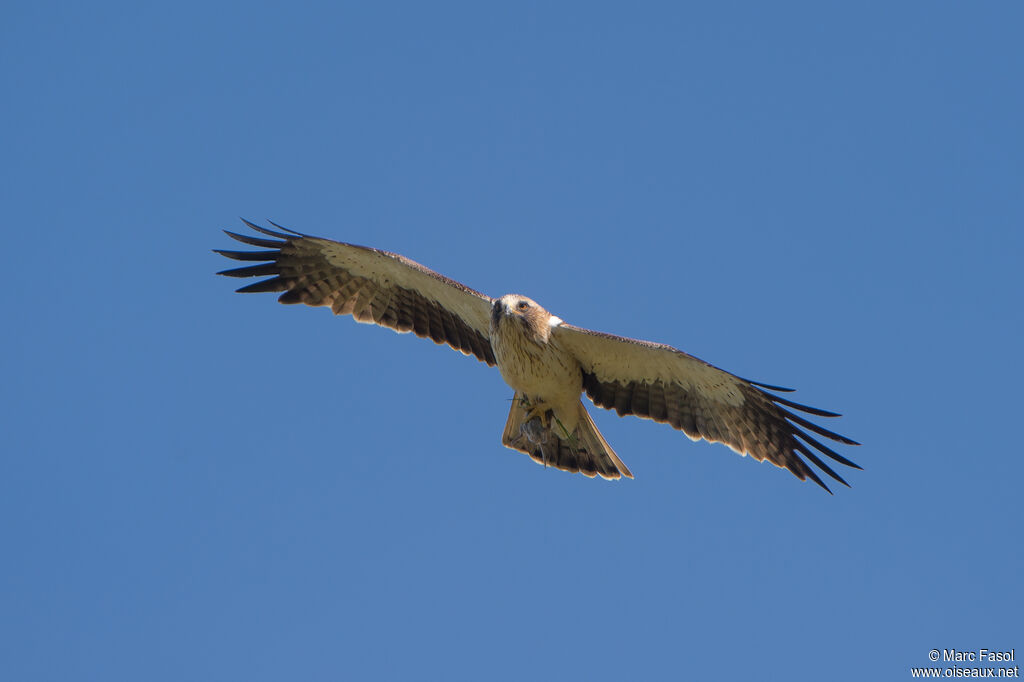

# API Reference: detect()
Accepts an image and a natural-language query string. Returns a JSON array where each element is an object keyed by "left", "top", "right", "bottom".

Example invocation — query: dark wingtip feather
[
  {"left": 800, "top": 464, "right": 833, "bottom": 494},
  {"left": 769, "top": 393, "right": 842, "bottom": 418},
  {"left": 236, "top": 277, "right": 288, "bottom": 293},
  {"left": 740, "top": 377, "right": 796, "bottom": 392},
  {"left": 223, "top": 230, "right": 286, "bottom": 249},
  {"left": 213, "top": 249, "right": 280, "bottom": 262},
  {"left": 792, "top": 426, "right": 863, "bottom": 470},
  {"left": 266, "top": 219, "right": 307, "bottom": 237},
  {"left": 238, "top": 218, "right": 294, "bottom": 240},
  {"left": 217, "top": 263, "right": 280, "bottom": 278},
  {"left": 278, "top": 289, "right": 305, "bottom": 304},
  {"left": 779, "top": 407, "right": 860, "bottom": 445},
  {"left": 795, "top": 443, "right": 851, "bottom": 488}
]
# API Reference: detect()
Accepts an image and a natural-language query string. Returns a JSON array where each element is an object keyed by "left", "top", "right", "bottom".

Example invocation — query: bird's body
[
  {"left": 490, "top": 295, "right": 579, "bottom": 429},
  {"left": 217, "top": 221, "right": 860, "bottom": 492},
  {"left": 489, "top": 294, "right": 631, "bottom": 477}
]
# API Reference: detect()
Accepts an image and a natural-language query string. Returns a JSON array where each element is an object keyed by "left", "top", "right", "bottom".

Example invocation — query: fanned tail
[{"left": 501, "top": 393, "right": 633, "bottom": 480}]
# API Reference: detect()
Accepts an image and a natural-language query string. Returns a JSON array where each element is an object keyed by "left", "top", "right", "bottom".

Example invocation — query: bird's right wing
[{"left": 216, "top": 220, "right": 496, "bottom": 365}]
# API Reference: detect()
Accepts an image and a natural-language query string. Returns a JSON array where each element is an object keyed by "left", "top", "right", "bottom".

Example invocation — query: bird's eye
[{"left": 517, "top": 301, "right": 529, "bottom": 310}]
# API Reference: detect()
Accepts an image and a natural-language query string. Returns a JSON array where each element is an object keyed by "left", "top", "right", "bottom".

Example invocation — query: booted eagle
[{"left": 216, "top": 221, "right": 860, "bottom": 492}]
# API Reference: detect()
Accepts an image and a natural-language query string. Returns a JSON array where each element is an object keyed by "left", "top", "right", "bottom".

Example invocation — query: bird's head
[{"left": 491, "top": 294, "right": 560, "bottom": 344}]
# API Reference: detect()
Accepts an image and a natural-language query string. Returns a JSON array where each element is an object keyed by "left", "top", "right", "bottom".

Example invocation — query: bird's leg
[{"left": 521, "top": 396, "right": 553, "bottom": 429}]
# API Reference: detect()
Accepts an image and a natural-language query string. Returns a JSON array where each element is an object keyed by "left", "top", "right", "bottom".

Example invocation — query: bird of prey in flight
[{"left": 216, "top": 220, "right": 860, "bottom": 492}]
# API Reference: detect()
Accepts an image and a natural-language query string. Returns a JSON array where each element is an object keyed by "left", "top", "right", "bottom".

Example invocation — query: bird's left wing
[
  {"left": 552, "top": 323, "right": 860, "bottom": 492},
  {"left": 216, "top": 220, "right": 496, "bottom": 365}
]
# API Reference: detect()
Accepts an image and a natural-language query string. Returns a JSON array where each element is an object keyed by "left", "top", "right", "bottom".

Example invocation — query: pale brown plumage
[{"left": 216, "top": 220, "right": 861, "bottom": 492}]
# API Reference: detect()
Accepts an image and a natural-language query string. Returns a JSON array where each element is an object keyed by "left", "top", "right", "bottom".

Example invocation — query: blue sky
[{"left": 2, "top": 2, "right": 1021, "bottom": 680}]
